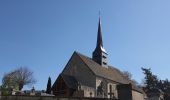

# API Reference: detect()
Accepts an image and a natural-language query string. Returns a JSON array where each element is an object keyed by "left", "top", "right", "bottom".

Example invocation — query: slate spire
[
  {"left": 92, "top": 16, "right": 108, "bottom": 67},
  {"left": 96, "top": 17, "right": 103, "bottom": 48}
]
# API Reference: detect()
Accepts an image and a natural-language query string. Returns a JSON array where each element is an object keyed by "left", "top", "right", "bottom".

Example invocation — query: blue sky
[{"left": 1, "top": 0, "right": 170, "bottom": 90}]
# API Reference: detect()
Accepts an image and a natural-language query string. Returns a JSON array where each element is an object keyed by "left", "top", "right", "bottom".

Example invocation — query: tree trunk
[{"left": 19, "top": 83, "right": 23, "bottom": 91}]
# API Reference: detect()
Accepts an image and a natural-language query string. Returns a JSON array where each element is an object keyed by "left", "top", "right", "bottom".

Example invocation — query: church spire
[
  {"left": 95, "top": 16, "right": 106, "bottom": 53},
  {"left": 96, "top": 17, "right": 103, "bottom": 48},
  {"left": 92, "top": 16, "right": 108, "bottom": 67}
]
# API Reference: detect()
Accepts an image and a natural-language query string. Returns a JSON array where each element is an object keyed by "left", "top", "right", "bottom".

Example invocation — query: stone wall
[
  {"left": 96, "top": 77, "right": 107, "bottom": 98},
  {"left": 81, "top": 86, "right": 95, "bottom": 97},
  {"left": 132, "top": 90, "right": 144, "bottom": 100},
  {"left": 62, "top": 53, "right": 96, "bottom": 88},
  {"left": 145, "top": 96, "right": 161, "bottom": 100},
  {"left": 62, "top": 53, "right": 96, "bottom": 97},
  {"left": 96, "top": 77, "right": 119, "bottom": 99},
  {"left": 0, "top": 96, "right": 119, "bottom": 100},
  {"left": 107, "top": 82, "right": 118, "bottom": 98}
]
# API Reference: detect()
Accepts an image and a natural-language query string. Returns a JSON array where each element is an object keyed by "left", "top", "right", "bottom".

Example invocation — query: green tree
[
  {"left": 2, "top": 72, "right": 19, "bottom": 90},
  {"left": 46, "top": 77, "right": 51, "bottom": 94},
  {"left": 161, "top": 79, "right": 170, "bottom": 100},
  {"left": 0, "top": 85, "right": 11, "bottom": 95},
  {"left": 142, "top": 67, "right": 170, "bottom": 100},
  {"left": 141, "top": 67, "right": 159, "bottom": 92}
]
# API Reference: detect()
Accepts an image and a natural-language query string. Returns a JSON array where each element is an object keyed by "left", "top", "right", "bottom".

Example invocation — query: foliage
[
  {"left": 46, "top": 77, "right": 51, "bottom": 94},
  {"left": 2, "top": 72, "right": 19, "bottom": 90},
  {"left": 142, "top": 67, "right": 170, "bottom": 100},
  {"left": 2, "top": 67, "right": 36, "bottom": 91},
  {"left": 0, "top": 85, "right": 10, "bottom": 95},
  {"left": 159, "top": 79, "right": 170, "bottom": 100},
  {"left": 141, "top": 67, "right": 159, "bottom": 91}
]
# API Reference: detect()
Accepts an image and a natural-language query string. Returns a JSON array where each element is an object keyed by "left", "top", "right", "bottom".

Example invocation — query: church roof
[
  {"left": 52, "top": 74, "right": 78, "bottom": 90},
  {"left": 60, "top": 74, "right": 78, "bottom": 89},
  {"left": 75, "top": 51, "right": 129, "bottom": 84}
]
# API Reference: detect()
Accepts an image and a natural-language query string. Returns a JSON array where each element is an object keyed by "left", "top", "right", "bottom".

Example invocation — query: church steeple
[
  {"left": 92, "top": 17, "right": 108, "bottom": 67},
  {"left": 97, "top": 17, "right": 103, "bottom": 48}
]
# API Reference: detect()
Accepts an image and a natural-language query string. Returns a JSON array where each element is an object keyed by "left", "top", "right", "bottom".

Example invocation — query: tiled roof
[
  {"left": 52, "top": 74, "right": 78, "bottom": 90},
  {"left": 75, "top": 52, "right": 129, "bottom": 84},
  {"left": 61, "top": 74, "right": 78, "bottom": 89}
]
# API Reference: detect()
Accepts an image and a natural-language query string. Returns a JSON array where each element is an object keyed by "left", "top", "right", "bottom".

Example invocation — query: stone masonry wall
[
  {"left": 132, "top": 90, "right": 144, "bottom": 100},
  {"left": 62, "top": 53, "right": 96, "bottom": 97},
  {"left": 63, "top": 53, "right": 96, "bottom": 88},
  {"left": 0, "top": 96, "right": 118, "bottom": 100}
]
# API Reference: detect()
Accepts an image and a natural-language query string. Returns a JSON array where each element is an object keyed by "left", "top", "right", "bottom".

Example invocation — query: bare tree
[
  {"left": 2, "top": 67, "right": 36, "bottom": 91},
  {"left": 122, "top": 71, "right": 139, "bottom": 86},
  {"left": 122, "top": 71, "right": 132, "bottom": 80}
]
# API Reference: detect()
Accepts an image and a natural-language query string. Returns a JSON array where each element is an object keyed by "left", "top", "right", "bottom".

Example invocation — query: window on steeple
[
  {"left": 102, "top": 55, "right": 106, "bottom": 59},
  {"left": 103, "top": 62, "right": 107, "bottom": 65}
]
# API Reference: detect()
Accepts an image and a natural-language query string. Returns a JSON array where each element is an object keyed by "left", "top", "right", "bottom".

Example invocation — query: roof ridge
[
  {"left": 75, "top": 51, "right": 109, "bottom": 67},
  {"left": 74, "top": 51, "right": 130, "bottom": 84},
  {"left": 74, "top": 51, "right": 92, "bottom": 59}
]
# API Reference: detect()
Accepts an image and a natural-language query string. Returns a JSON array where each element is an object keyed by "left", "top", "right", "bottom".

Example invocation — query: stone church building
[{"left": 52, "top": 18, "right": 144, "bottom": 100}]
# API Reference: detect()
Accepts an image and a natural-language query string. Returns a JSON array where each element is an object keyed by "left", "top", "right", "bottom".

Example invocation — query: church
[{"left": 51, "top": 17, "right": 145, "bottom": 100}]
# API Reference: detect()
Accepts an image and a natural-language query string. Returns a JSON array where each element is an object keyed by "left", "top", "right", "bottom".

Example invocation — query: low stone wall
[{"left": 0, "top": 96, "right": 118, "bottom": 100}]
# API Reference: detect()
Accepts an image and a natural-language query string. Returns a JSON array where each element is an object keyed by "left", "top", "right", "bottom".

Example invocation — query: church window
[
  {"left": 109, "top": 85, "right": 112, "bottom": 92},
  {"left": 103, "top": 62, "right": 107, "bottom": 65},
  {"left": 102, "top": 55, "right": 106, "bottom": 59},
  {"left": 108, "top": 84, "right": 114, "bottom": 99},
  {"left": 90, "top": 92, "right": 92, "bottom": 97}
]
